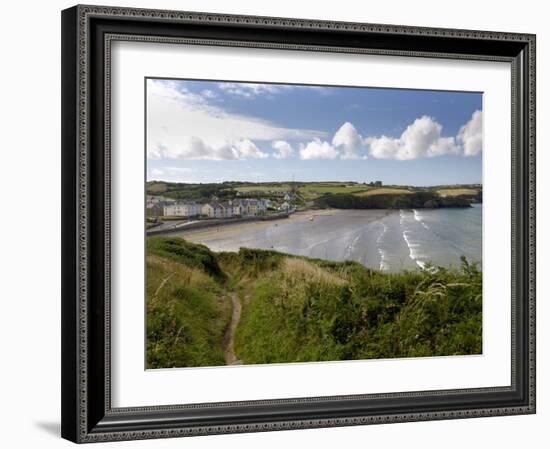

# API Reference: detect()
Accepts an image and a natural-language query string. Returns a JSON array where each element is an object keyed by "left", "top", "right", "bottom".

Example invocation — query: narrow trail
[{"left": 223, "top": 292, "right": 243, "bottom": 365}]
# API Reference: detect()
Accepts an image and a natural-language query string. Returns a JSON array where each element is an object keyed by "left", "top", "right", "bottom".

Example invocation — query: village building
[
  {"left": 202, "top": 202, "right": 235, "bottom": 218},
  {"left": 201, "top": 202, "right": 222, "bottom": 218},
  {"left": 147, "top": 195, "right": 175, "bottom": 205},
  {"left": 279, "top": 201, "right": 291, "bottom": 211},
  {"left": 147, "top": 195, "right": 177, "bottom": 216},
  {"left": 148, "top": 194, "right": 272, "bottom": 220},
  {"left": 220, "top": 202, "right": 233, "bottom": 218},
  {"left": 228, "top": 200, "right": 242, "bottom": 217},
  {"left": 146, "top": 202, "right": 164, "bottom": 217},
  {"left": 163, "top": 202, "right": 201, "bottom": 217},
  {"left": 237, "top": 198, "right": 267, "bottom": 216}
]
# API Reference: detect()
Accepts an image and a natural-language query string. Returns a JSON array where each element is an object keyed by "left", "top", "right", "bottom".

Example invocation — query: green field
[
  {"left": 437, "top": 188, "right": 479, "bottom": 197},
  {"left": 147, "top": 182, "right": 168, "bottom": 194},
  {"left": 298, "top": 184, "right": 369, "bottom": 196},
  {"left": 234, "top": 184, "right": 292, "bottom": 193},
  {"left": 357, "top": 187, "right": 414, "bottom": 197},
  {"left": 146, "top": 237, "right": 482, "bottom": 368}
]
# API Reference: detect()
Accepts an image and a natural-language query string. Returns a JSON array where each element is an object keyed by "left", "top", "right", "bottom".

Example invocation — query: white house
[
  {"left": 232, "top": 203, "right": 242, "bottom": 216},
  {"left": 220, "top": 202, "right": 234, "bottom": 218},
  {"left": 201, "top": 202, "right": 229, "bottom": 218},
  {"left": 236, "top": 199, "right": 267, "bottom": 216},
  {"left": 163, "top": 202, "right": 201, "bottom": 217}
]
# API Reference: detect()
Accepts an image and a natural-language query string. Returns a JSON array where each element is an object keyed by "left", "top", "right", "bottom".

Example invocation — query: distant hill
[{"left": 146, "top": 181, "right": 482, "bottom": 209}]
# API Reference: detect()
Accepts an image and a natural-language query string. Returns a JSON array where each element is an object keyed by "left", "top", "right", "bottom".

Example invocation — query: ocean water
[
  {"left": 378, "top": 204, "right": 482, "bottom": 271},
  {"left": 185, "top": 204, "right": 482, "bottom": 272}
]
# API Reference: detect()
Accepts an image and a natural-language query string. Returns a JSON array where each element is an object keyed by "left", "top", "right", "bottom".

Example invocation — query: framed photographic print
[{"left": 61, "top": 4, "right": 536, "bottom": 443}]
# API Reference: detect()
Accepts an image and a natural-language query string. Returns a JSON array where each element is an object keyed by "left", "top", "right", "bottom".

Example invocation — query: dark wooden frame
[{"left": 61, "top": 4, "right": 536, "bottom": 443}]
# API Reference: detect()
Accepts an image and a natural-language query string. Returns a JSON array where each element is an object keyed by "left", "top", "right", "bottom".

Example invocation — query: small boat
[{"left": 309, "top": 216, "right": 314, "bottom": 222}]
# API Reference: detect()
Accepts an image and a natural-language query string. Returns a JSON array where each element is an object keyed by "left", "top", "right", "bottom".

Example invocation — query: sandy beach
[
  {"left": 169, "top": 209, "right": 396, "bottom": 270},
  {"left": 175, "top": 209, "right": 390, "bottom": 242},
  {"left": 162, "top": 205, "right": 482, "bottom": 272}
]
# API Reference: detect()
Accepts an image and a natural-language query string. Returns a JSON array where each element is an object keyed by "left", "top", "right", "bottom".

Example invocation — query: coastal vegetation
[
  {"left": 146, "top": 238, "right": 229, "bottom": 368},
  {"left": 314, "top": 191, "right": 472, "bottom": 210},
  {"left": 147, "top": 236, "right": 482, "bottom": 369}
]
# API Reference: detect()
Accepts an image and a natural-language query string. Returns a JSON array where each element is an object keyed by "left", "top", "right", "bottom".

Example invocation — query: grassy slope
[
  {"left": 221, "top": 249, "right": 482, "bottom": 364},
  {"left": 147, "top": 237, "right": 482, "bottom": 368},
  {"left": 146, "top": 238, "right": 230, "bottom": 368}
]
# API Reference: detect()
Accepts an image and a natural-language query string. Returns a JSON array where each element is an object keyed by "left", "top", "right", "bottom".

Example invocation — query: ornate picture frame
[{"left": 61, "top": 4, "right": 536, "bottom": 443}]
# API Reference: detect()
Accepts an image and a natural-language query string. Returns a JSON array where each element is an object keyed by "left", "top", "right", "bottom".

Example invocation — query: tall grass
[
  {"left": 146, "top": 238, "right": 230, "bottom": 368},
  {"left": 233, "top": 254, "right": 481, "bottom": 364},
  {"left": 147, "top": 237, "right": 482, "bottom": 368}
]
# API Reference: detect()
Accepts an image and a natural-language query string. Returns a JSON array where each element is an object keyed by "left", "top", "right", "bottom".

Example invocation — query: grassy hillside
[
  {"left": 146, "top": 238, "right": 230, "bottom": 368},
  {"left": 147, "top": 237, "right": 482, "bottom": 368},
  {"left": 146, "top": 181, "right": 481, "bottom": 210}
]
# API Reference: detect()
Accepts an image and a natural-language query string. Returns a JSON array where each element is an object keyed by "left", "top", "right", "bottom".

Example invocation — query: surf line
[
  {"left": 401, "top": 209, "right": 427, "bottom": 270},
  {"left": 377, "top": 222, "right": 389, "bottom": 271},
  {"left": 413, "top": 209, "right": 430, "bottom": 230}
]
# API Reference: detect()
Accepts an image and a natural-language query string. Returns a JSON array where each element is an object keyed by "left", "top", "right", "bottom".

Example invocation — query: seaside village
[{"left": 146, "top": 192, "right": 294, "bottom": 220}]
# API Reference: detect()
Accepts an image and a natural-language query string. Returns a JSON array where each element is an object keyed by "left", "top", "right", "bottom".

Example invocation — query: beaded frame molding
[{"left": 61, "top": 4, "right": 536, "bottom": 443}]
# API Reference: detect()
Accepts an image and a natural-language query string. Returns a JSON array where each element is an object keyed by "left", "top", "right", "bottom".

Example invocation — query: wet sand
[
  {"left": 176, "top": 209, "right": 349, "bottom": 241},
  {"left": 176, "top": 209, "right": 395, "bottom": 269}
]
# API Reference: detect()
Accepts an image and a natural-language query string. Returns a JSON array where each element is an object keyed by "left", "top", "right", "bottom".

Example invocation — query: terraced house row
[{"left": 162, "top": 198, "right": 269, "bottom": 218}]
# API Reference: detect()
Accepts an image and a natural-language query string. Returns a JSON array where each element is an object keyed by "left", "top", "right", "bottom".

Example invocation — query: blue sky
[{"left": 146, "top": 78, "right": 482, "bottom": 186}]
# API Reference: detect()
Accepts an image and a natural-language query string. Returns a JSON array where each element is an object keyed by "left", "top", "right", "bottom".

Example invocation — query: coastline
[
  {"left": 149, "top": 206, "right": 481, "bottom": 273},
  {"left": 174, "top": 208, "right": 392, "bottom": 243}
]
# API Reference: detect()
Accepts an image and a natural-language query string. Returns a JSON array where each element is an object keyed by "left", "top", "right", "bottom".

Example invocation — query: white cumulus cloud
[
  {"left": 299, "top": 139, "right": 339, "bottom": 160},
  {"left": 368, "top": 116, "right": 461, "bottom": 160},
  {"left": 170, "top": 136, "right": 267, "bottom": 161},
  {"left": 147, "top": 79, "right": 325, "bottom": 160},
  {"left": 148, "top": 79, "right": 482, "bottom": 163},
  {"left": 234, "top": 139, "right": 268, "bottom": 159},
  {"left": 457, "top": 110, "right": 482, "bottom": 156},
  {"left": 272, "top": 140, "right": 294, "bottom": 159},
  {"left": 332, "top": 122, "right": 367, "bottom": 160}
]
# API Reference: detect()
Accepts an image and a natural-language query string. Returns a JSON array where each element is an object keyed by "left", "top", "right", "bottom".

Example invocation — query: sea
[{"left": 184, "top": 204, "right": 482, "bottom": 272}]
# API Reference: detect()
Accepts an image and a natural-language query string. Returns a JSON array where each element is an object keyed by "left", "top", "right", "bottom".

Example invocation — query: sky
[{"left": 146, "top": 78, "right": 483, "bottom": 186}]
